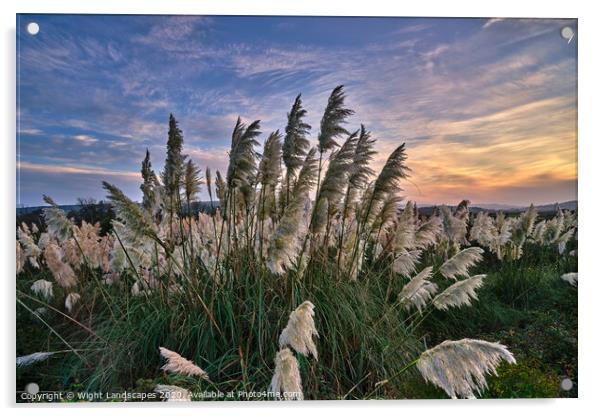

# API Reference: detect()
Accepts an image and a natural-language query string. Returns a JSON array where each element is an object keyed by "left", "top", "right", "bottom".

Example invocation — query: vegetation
[{"left": 16, "top": 86, "right": 577, "bottom": 401}]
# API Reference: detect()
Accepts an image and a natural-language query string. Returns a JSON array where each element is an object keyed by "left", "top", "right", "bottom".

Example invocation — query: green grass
[{"left": 16, "top": 240, "right": 578, "bottom": 400}]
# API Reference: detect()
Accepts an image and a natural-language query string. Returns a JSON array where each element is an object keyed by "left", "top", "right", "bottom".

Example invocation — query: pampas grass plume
[
  {"left": 417, "top": 338, "right": 516, "bottom": 398},
  {"left": 159, "top": 347, "right": 209, "bottom": 379},
  {"left": 270, "top": 348, "right": 304, "bottom": 400},
  {"left": 279, "top": 300, "right": 319, "bottom": 360}
]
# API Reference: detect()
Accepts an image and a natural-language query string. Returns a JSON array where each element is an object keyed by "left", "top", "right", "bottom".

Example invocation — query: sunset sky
[{"left": 16, "top": 15, "right": 577, "bottom": 207}]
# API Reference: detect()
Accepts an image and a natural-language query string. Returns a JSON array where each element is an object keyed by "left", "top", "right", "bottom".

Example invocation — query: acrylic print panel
[{"left": 16, "top": 14, "right": 577, "bottom": 402}]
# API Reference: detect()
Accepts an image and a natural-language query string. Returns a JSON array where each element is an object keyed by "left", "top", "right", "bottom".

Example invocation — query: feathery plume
[
  {"left": 103, "top": 181, "right": 158, "bottom": 242},
  {"left": 270, "top": 348, "right": 304, "bottom": 400},
  {"left": 226, "top": 117, "right": 261, "bottom": 189},
  {"left": 162, "top": 114, "right": 186, "bottom": 199},
  {"left": 279, "top": 301, "right": 319, "bottom": 360},
  {"left": 439, "top": 247, "right": 484, "bottom": 280},
  {"left": 140, "top": 148, "right": 160, "bottom": 213},
  {"left": 44, "top": 242, "right": 77, "bottom": 288},
  {"left": 560, "top": 272, "right": 578, "bottom": 286},
  {"left": 268, "top": 149, "right": 318, "bottom": 274},
  {"left": 311, "top": 131, "right": 358, "bottom": 234},
  {"left": 159, "top": 347, "right": 209, "bottom": 379},
  {"left": 16, "top": 241, "right": 24, "bottom": 274},
  {"left": 205, "top": 167, "right": 213, "bottom": 201},
  {"left": 283, "top": 94, "right": 311, "bottom": 174},
  {"left": 31, "top": 279, "right": 53, "bottom": 300},
  {"left": 65, "top": 293, "right": 81, "bottom": 313},
  {"left": 17, "top": 351, "right": 55, "bottom": 368},
  {"left": 154, "top": 384, "right": 192, "bottom": 402},
  {"left": 17, "top": 226, "right": 41, "bottom": 268},
  {"left": 439, "top": 205, "right": 468, "bottom": 249},
  {"left": 317, "top": 85, "right": 354, "bottom": 153},
  {"left": 415, "top": 215, "right": 443, "bottom": 249},
  {"left": 392, "top": 249, "right": 422, "bottom": 278},
  {"left": 182, "top": 159, "right": 203, "bottom": 203},
  {"left": 215, "top": 170, "right": 227, "bottom": 209},
  {"left": 433, "top": 275, "right": 486, "bottom": 311},
  {"left": 342, "top": 125, "right": 377, "bottom": 219},
  {"left": 416, "top": 339, "right": 516, "bottom": 399},
  {"left": 398, "top": 267, "right": 438, "bottom": 313},
  {"left": 42, "top": 195, "right": 74, "bottom": 243},
  {"left": 371, "top": 144, "right": 410, "bottom": 206},
  {"left": 258, "top": 131, "right": 283, "bottom": 188}
]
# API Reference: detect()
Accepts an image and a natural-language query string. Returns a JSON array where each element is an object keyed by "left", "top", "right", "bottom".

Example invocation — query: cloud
[{"left": 73, "top": 134, "right": 98, "bottom": 145}]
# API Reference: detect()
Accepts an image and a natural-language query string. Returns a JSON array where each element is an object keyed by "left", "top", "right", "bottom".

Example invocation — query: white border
[{"left": 2, "top": 1, "right": 601, "bottom": 415}]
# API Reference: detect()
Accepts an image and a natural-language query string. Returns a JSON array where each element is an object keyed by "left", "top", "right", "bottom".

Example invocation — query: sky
[{"left": 16, "top": 15, "right": 577, "bottom": 207}]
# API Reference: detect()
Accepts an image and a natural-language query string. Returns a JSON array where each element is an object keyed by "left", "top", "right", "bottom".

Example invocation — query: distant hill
[
  {"left": 16, "top": 201, "right": 220, "bottom": 217},
  {"left": 417, "top": 200, "right": 577, "bottom": 216},
  {"left": 17, "top": 200, "right": 576, "bottom": 218}
]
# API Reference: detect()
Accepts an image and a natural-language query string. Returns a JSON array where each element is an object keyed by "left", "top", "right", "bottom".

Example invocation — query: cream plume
[
  {"left": 279, "top": 301, "right": 319, "bottom": 360},
  {"left": 44, "top": 242, "right": 77, "bottom": 288},
  {"left": 269, "top": 348, "right": 304, "bottom": 400},
  {"left": 31, "top": 279, "right": 53, "bottom": 300},
  {"left": 560, "top": 272, "right": 578, "bottom": 286},
  {"left": 65, "top": 293, "right": 81, "bottom": 313},
  {"left": 17, "top": 351, "right": 55, "bottom": 368},
  {"left": 399, "top": 267, "right": 438, "bottom": 313},
  {"left": 42, "top": 195, "right": 74, "bottom": 243},
  {"left": 159, "top": 347, "right": 209, "bottom": 379},
  {"left": 439, "top": 247, "right": 484, "bottom": 280},
  {"left": 433, "top": 275, "right": 486, "bottom": 311},
  {"left": 416, "top": 339, "right": 516, "bottom": 399},
  {"left": 392, "top": 249, "right": 421, "bottom": 278}
]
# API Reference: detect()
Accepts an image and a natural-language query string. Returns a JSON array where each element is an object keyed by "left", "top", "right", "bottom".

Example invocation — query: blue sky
[{"left": 16, "top": 15, "right": 577, "bottom": 207}]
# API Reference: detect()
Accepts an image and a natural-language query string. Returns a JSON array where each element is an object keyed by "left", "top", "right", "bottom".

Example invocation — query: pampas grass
[
  {"left": 268, "top": 149, "right": 318, "bottom": 274},
  {"left": 30, "top": 279, "right": 53, "bottom": 300},
  {"left": 44, "top": 242, "right": 77, "bottom": 288},
  {"left": 561, "top": 272, "right": 578, "bottom": 286},
  {"left": 439, "top": 247, "right": 484, "bottom": 280},
  {"left": 398, "top": 267, "right": 437, "bottom": 313},
  {"left": 433, "top": 275, "right": 486, "bottom": 311},
  {"left": 17, "top": 351, "right": 55, "bottom": 368},
  {"left": 416, "top": 339, "right": 516, "bottom": 398},
  {"left": 159, "top": 347, "right": 209, "bottom": 379},
  {"left": 279, "top": 301, "right": 319, "bottom": 360},
  {"left": 42, "top": 195, "right": 74, "bottom": 243},
  {"left": 65, "top": 293, "right": 81, "bottom": 313},
  {"left": 269, "top": 348, "right": 304, "bottom": 400}
]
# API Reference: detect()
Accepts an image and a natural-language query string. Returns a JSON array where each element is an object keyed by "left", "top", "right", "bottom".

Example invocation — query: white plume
[
  {"left": 433, "top": 275, "right": 486, "bottom": 311},
  {"left": 31, "top": 279, "right": 53, "bottom": 300},
  {"left": 269, "top": 348, "right": 304, "bottom": 400},
  {"left": 159, "top": 347, "right": 209, "bottom": 379},
  {"left": 279, "top": 301, "right": 319, "bottom": 360},
  {"left": 17, "top": 351, "right": 55, "bottom": 368},
  {"left": 417, "top": 338, "right": 516, "bottom": 399},
  {"left": 398, "top": 267, "right": 438, "bottom": 313},
  {"left": 560, "top": 272, "right": 578, "bottom": 286},
  {"left": 439, "top": 247, "right": 484, "bottom": 280}
]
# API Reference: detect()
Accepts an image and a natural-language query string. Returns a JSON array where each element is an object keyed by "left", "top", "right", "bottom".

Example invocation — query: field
[{"left": 16, "top": 87, "right": 577, "bottom": 401}]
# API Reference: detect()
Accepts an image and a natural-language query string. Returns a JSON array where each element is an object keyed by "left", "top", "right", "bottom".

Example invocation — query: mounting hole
[
  {"left": 26, "top": 22, "right": 39, "bottom": 36},
  {"left": 560, "top": 378, "right": 573, "bottom": 391},
  {"left": 560, "top": 26, "right": 574, "bottom": 43}
]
